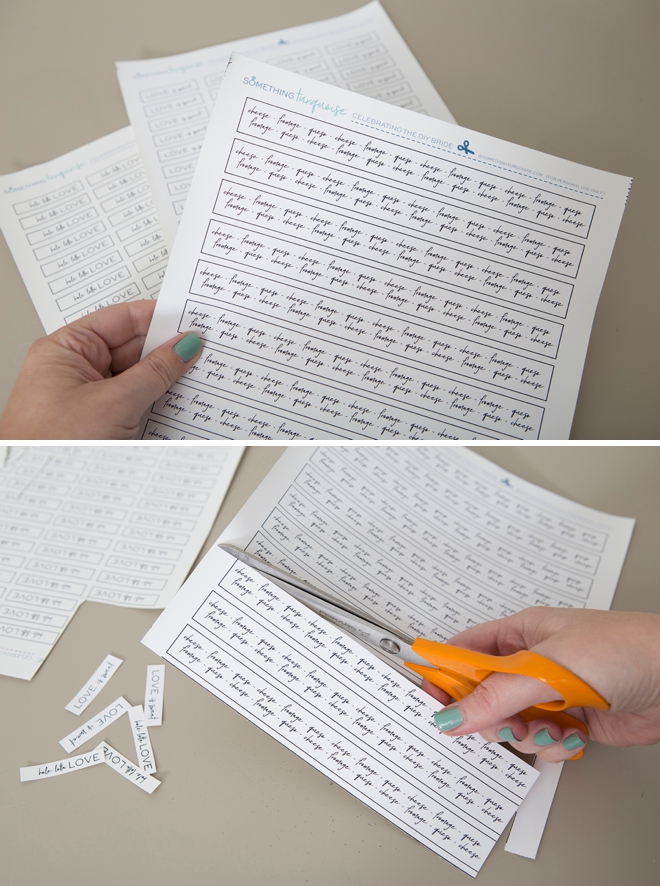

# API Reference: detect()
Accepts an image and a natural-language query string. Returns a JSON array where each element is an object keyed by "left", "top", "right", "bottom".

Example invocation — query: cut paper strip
[
  {"left": 144, "top": 665, "right": 164, "bottom": 726},
  {"left": 505, "top": 759, "right": 564, "bottom": 859},
  {"left": 129, "top": 705, "right": 157, "bottom": 773},
  {"left": 65, "top": 654, "right": 123, "bottom": 715},
  {"left": 101, "top": 742, "right": 160, "bottom": 794},
  {"left": 19, "top": 743, "right": 105, "bottom": 782},
  {"left": 59, "top": 695, "right": 130, "bottom": 753}
]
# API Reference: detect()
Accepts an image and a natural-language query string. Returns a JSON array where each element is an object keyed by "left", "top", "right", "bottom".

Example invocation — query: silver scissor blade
[{"left": 218, "top": 543, "right": 429, "bottom": 668}]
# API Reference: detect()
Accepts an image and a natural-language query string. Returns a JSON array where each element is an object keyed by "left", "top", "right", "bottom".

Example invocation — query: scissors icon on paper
[
  {"left": 221, "top": 545, "right": 609, "bottom": 759},
  {"left": 457, "top": 139, "right": 475, "bottom": 155}
]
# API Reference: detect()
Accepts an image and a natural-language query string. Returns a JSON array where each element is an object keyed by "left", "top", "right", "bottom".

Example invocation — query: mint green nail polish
[
  {"left": 174, "top": 333, "right": 203, "bottom": 361},
  {"left": 562, "top": 733, "right": 586, "bottom": 751},
  {"left": 533, "top": 728, "right": 557, "bottom": 747},
  {"left": 433, "top": 707, "right": 463, "bottom": 732},
  {"left": 498, "top": 727, "right": 516, "bottom": 742}
]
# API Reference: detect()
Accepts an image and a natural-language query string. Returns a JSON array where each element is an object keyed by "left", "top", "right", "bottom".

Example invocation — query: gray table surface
[
  {"left": 1, "top": 444, "right": 659, "bottom": 885},
  {"left": 1, "top": 0, "right": 659, "bottom": 439}
]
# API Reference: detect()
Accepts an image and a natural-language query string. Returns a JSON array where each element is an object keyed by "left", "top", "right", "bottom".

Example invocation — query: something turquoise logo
[
  {"left": 243, "top": 75, "right": 294, "bottom": 99},
  {"left": 293, "top": 88, "right": 346, "bottom": 118},
  {"left": 244, "top": 76, "right": 346, "bottom": 118}
]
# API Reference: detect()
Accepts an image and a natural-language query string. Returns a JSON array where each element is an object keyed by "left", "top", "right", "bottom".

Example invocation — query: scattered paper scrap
[
  {"left": 59, "top": 696, "right": 129, "bottom": 753},
  {"left": 129, "top": 705, "right": 156, "bottom": 773},
  {"left": 102, "top": 742, "right": 160, "bottom": 794},
  {"left": 65, "top": 654, "right": 123, "bottom": 715},
  {"left": 20, "top": 744, "right": 105, "bottom": 782},
  {"left": 21, "top": 659, "right": 164, "bottom": 797},
  {"left": 144, "top": 665, "right": 164, "bottom": 726}
]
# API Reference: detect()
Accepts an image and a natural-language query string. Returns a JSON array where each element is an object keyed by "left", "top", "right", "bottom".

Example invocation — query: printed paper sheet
[
  {"left": 216, "top": 445, "right": 634, "bottom": 854},
  {"left": 117, "top": 1, "right": 456, "bottom": 247},
  {"left": 219, "top": 447, "right": 634, "bottom": 632},
  {"left": 0, "top": 128, "right": 167, "bottom": 334},
  {"left": 0, "top": 445, "right": 243, "bottom": 679},
  {"left": 143, "top": 545, "right": 538, "bottom": 876},
  {"left": 139, "top": 53, "right": 630, "bottom": 440}
]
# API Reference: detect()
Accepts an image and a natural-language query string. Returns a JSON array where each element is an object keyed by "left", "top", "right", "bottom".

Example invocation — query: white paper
[
  {"left": 59, "top": 695, "right": 130, "bottom": 753},
  {"left": 117, "top": 2, "right": 455, "bottom": 248},
  {"left": 219, "top": 447, "right": 635, "bottom": 634},
  {"left": 143, "top": 547, "right": 537, "bottom": 876},
  {"left": 64, "top": 653, "right": 123, "bottom": 715},
  {"left": 144, "top": 664, "right": 165, "bottom": 726},
  {"left": 505, "top": 759, "right": 564, "bottom": 858},
  {"left": 0, "top": 128, "right": 168, "bottom": 334},
  {"left": 19, "top": 743, "right": 105, "bottom": 782},
  {"left": 0, "top": 445, "right": 243, "bottom": 680},
  {"left": 218, "top": 446, "right": 634, "bottom": 856},
  {"left": 138, "top": 53, "right": 630, "bottom": 441},
  {"left": 101, "top": 741, "right": 161, "bottom": 793},
  {"left": 128, "top": 704, "right": 157, "bottom": 772}
]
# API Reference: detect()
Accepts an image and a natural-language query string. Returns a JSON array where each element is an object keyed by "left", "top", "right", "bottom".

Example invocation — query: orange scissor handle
[
  {"left": 408, "top": 639, "right": 610, "bottom": 712},
  {"left": 407, "top": 641, "right": 609, "bottom": 760}
]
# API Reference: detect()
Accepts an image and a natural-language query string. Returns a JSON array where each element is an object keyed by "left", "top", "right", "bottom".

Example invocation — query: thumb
[
  {"left": 431, "top": 671, "right": 561, "bottom": 736},
  {"left": 109, "top": 332, "right": 203, "bottom": 423}
]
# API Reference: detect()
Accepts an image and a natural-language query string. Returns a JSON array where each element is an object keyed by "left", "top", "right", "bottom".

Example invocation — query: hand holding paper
[{"left": 0, "top": 300, "right": 202, "bottom": 440}]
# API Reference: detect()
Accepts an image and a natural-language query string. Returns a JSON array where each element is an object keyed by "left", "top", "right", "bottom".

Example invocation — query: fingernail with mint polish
[
  {"left": 174, "top": 333, "right": 203, "bottom": 361},
  {"left": 562, "top": 733, "right": 586, "bottom": 752},
  {"left": 498, "top": 727, "right": 517, "bottom": 742},
  {"left": 533, "top": 728, "right": 558, "bottom": 747},
  {"left": 433, "top": 707, "right": 463, "bottom": 732}
]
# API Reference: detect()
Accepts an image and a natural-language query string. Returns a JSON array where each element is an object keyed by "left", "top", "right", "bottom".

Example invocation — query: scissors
[{"left": 221, "top": 545, "right": 609, "bottom": 759}]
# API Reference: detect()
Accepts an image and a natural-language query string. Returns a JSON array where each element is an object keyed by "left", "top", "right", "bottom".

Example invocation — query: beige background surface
[
  {"left": 1, "top": 0, "right": 659, "bottom": 439},
  {"left": 1, "top": 444, "right": 659, "bottom": 885}
]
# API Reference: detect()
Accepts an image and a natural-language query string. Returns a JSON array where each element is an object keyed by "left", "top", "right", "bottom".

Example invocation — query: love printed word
[
  {"left": 145, "top": 664, "right": 165, "bottom": 725},
  {"left": 129, "top": 705, "right": 157, "bottom": 772},
  {"left": 20, "top": 744, "right": 105, "bottom": 782},
  {"left": 59, "top": 696, "right": 130, "bottom": 752},
  {"left": 102, "top": 742, "right": 161, "bottom": 794},
  {"left": 65, "top": 653, "right": 123, "bottom": 715}
]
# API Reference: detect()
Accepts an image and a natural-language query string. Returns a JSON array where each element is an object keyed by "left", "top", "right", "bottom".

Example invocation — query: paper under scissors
[{"left": 220, "top": 545, "right": 609, "bottom": 759}]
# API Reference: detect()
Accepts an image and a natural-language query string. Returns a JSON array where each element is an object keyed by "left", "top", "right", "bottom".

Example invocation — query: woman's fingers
[
  {"left": 63, "top": 300, "right": 156, "bottom": 349},
  {"left": 107, "top": 334, "right": 149, "bottom": 375},
  {"left": 496, "top": 719, "right": 587, "bottom": 763},
  {"left": 476, "top": 716, "right": 529, "bottom": 745},
  {"left": 105, "top": 331, "right": 204, "bottom": 431},
  {"left": 430, "top": 671, "right": 562, "bottom": 737},
  {"left": 423, "top": 668, "right": 589, "bottom": 762},
  {"left": 421, "top": 676, "right": 531, "bottom": 745}
]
